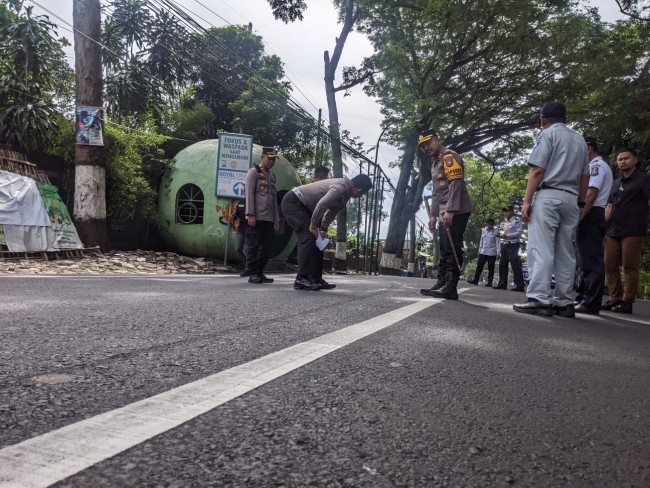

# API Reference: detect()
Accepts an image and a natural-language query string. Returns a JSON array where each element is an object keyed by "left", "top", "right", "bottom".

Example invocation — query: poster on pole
[
  {"left": 215, "top": 132, "right": 253, "bottom": 199},
  {"left": 75, "top": 106, "right": 104, "bottom": 146}
]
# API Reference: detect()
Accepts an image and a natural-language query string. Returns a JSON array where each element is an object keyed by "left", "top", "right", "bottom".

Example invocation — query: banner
[
  {"left": 35, "top": 181, "right": 83, "bottom": 249},
  {"left": 75, "top": 106, "right": 104, "bottom": 146},
  {"left": 215, "top": 132, "right": 253, "bottom": 198}
]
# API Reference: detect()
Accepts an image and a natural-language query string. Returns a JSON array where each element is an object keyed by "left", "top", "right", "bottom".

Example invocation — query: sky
[{"left": 31, "top": 0, "right": 626, "bottom": 237}]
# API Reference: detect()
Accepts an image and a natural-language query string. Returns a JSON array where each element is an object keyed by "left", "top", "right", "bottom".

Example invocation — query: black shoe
[
  {"left": 611, "top": 301, "right": 633, "bottom": 314},
  {"left": 511, "top": 286, "right": 525, "bottom": 292},
  {"left": 259, "top": 274, "right": 274, "bottom": 283},
  {"left": 574, "top": 304, "right": 599, "bottom": 315},
  {"left": 248, "top": 275, "right": 263, "bottom": 284},
  {"left": 602, "top": 300, "right": 622, "bottom": 311},
  {"left": 513, "top": 299, "right": 553, "bottom": 316},
  {"left": 466, "top": 279, "right": 478, "bottom": 285},
  {"left": 312, "top": 278, "right": 336, "bottom": 290},
  {"left": 485, "top": 283, "right": 493, "bottom": 288},
  {"left": 293, "top": 276, "right": 320, "bottom": 291},
  {"left": 493, "top": 284, "right": 507, "bottom": 290},
  {"left": 552, "top": 304, "right": 575, "bottom": 318},
  {"left": 428, "top": 288, "right": 459, "bottom": 300},
  {"left": 239, "top": 269, "right": 251, "bottom": 277}
]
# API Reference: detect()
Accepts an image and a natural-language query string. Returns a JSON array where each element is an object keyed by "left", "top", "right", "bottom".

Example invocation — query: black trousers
[
  {"left": 473, "top": 254, "right": 497, "bottom": 283},
  {"left": 281, "top": 192, "right": 319, "bottom": 278},
  {"left": 244, "top": 220, "right": 274, "bottom": 275},
  {"left": 438, "top": 212, "right": 470, "bottom": 277},
  {"left": 497, "top": 243, "right": 524, "bottom": 288},
  {"left": 236, "top": 227, "right": 247, "bottom": 270},
  {"left": 576, "top": 207, "right": 607, "bottom": 309}
]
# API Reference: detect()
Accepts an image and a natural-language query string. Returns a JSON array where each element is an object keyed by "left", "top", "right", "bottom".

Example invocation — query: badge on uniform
[
  {"left": 590, "top": 165, "right": 599, "bottom": 176},
  {"left": 532, "top": 136, "right": 541, "bottom": 149}
]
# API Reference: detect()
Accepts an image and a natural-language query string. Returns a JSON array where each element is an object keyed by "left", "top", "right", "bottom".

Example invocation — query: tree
[
  {"left": 614, "top": 0, "right": 650, "bottom": 21},
  {"left": 571, "top": 19, "right": 650, "bottom": 169},
  {"left": 350, "top": 0, "right": 604, "bottom": 272},
  {"left": 0, "top": 2, "right": 72, "bottom": 152},
  {"left": 102, "top": 0, "right": 192, "bottom": 123}
]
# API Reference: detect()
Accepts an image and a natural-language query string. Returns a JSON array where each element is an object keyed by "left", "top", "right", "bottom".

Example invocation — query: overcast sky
[{"left": 32, "top": 0, "right": 626, "bottom": 235}]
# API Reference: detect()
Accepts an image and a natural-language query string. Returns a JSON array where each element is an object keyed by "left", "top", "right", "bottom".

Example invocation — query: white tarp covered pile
[{"left": 0, "top": 170, "right": 82, "bottom": 252}]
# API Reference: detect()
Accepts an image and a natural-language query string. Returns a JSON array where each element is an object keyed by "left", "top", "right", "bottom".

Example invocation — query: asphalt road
[{"left": 1, "top": 274, "right": 649, "bottom": 487}]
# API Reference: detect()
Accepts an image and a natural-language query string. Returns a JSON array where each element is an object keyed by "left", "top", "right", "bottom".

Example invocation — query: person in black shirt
[{"left": 603, "top": 148, "right": 650, "bottom": 314}]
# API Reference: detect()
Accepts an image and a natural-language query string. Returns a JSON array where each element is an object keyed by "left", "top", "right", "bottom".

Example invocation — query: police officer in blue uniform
[{"left": 494, "top": 205, "right": 525, "bottom": 291}]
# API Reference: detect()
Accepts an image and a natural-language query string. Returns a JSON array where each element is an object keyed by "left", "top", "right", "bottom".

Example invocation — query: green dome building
[{"left": 158, "top": 139, "right": 300, "bottom": 260}]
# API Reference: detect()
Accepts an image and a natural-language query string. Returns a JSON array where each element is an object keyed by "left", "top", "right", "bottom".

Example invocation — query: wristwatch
[{"left": 578, "top": 202, "right": 586, "bottom": 208}]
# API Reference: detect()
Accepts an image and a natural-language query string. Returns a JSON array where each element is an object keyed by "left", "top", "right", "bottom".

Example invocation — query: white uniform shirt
[
  {"left": 479, "top": 227, "right": 500, "bottom": 256},
  {"left": 501, "top": 216, "right": 524, "bottom": 244},
  {"left": 588, "top": 155, "right": 613, "bottom": 208}
]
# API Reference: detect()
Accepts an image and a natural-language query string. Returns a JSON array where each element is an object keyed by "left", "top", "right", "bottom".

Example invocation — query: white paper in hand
[{"left": 315, "top": 234, "right": 330, "bottom": 251}]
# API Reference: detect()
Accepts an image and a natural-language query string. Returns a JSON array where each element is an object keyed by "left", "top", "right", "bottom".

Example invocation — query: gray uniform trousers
[{"left": 526, "top": 189, "right": 579, "bottom": 306}]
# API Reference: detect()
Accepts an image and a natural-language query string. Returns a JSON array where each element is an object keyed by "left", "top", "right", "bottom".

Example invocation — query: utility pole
[{"left": 73, "top": 0, "right": 108, "bottom": 249}]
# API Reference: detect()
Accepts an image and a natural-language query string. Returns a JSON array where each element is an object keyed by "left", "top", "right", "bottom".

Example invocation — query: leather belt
[{"left": 538, "top": 183, "right": 577, "bottom": 196}]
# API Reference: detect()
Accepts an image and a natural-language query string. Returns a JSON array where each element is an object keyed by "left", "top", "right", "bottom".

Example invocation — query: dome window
[{"left": 176, "top": 184, "right": 204, "bottom": 224}]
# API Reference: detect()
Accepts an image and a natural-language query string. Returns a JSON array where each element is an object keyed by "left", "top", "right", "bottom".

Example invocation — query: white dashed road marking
[{"left": 0, "top": 299, "right": 440, "bottom": 488}]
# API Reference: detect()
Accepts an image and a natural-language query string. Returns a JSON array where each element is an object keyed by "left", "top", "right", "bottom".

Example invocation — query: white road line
[{"left": 0, "top": 299, "right": 439, "bottom": 488}]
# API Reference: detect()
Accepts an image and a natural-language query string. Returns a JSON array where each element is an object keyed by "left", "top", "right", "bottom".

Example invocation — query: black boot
[
  {"left": 421, "top": 270, "right": 446, "bottom": 296},
  {"left": 428, "top": 272, "right": 459, "bottom": 300}
]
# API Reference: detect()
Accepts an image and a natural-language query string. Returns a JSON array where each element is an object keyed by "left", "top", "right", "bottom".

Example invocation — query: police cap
[
  {"left": 540, "top": 102, "right": 566, "bottom": 118},
  {"left": 418, "top": 129, "right": 438, "bottom": 146},
  {"left": 262, "top": 147, "right": 278, "bottom": 158}
]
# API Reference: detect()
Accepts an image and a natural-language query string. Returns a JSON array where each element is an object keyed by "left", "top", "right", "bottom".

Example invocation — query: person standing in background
[
  {"left": 574, "top": 137, "right": 613, "bottom": 315},
  {"left": 467, "top": 218, "right": 500, "bottom": 287},
  {"left": 603, "top": 148, "right": 650, "bottom": 314},
  {"left": 244, "top": 147, "right": 280, "bottom": 284},
  {"left": 494, "top": 206, "right": 525, "bottom": 292}
]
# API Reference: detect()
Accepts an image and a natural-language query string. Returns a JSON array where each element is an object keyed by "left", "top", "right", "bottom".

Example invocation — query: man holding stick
[{"left": 419, "top": 129, "right": 473, "bottom": 300}]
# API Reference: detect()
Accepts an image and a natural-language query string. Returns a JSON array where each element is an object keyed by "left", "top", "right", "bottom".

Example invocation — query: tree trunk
[
  {"left": 73, "top": 0, "right": 108, "bottom": 249},
  {"left": 407, "top": 216, "right": 416, "bottom": 276},
  {"left": 380, "top": 129, "right": 419, "bottom": 274},
  {"left": 324, "top": 0, "right": 356, "bottom": 271}
]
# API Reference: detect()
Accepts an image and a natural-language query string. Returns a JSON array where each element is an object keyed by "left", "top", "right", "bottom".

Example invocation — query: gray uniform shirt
[
  {"left": 528, "top": 123, "right": 589, "bottom": 192},
  {"left": 245, "top": 165, "right": 279, "bottom": 223},
  {"left": 292, "top": 178, "right": 354, "bottom": 229},
  {"left": 429, "top": 147, "right": 473, "bottom": 216}
]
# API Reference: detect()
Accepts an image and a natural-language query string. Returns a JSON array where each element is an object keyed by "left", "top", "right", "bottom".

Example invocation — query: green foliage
[
  {"left": 103, "top": 124, "right": 168, "bottom": 220},
  {"left": 0, "top": 3, "right": 72, "bottom": 151},
  {"left": 49, "top": 117, "right": 169, "bottom": 221},
  {"left": 570, "top": 20, "right": 650, "bottom": 170},
  {"left": 159, "top": 98, "right": 213, "bottom": 158},
  {"left": 462, "top": 155, "right": 528, "bottom": 263}
]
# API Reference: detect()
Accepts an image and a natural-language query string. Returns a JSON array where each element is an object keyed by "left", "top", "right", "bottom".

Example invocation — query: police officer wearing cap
[
  {"left": 494, "top": 205, "right": 525, "bottom": 291},
  {"left": 513, "top": 102, "right": 589, "bottom": 317},
  {"left": 418, "top": 129, "right": 473, "bottom": 300},
  {"left": 244, "top": 146, "right": 280, "bottom": 284},
  {"left": 574, "top": 137, "right": 613, "bottom": 314},
  {"left": 282, "top": 174, "right": 372, "bottom": 291},
  {"left": 467, "top": 218, "right": 500, "bottom": 287}
]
